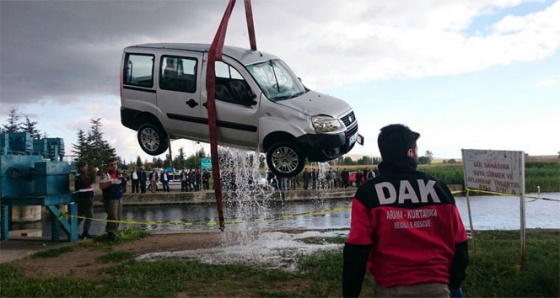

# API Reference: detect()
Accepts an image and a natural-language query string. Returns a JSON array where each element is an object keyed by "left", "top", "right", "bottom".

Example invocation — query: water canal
[{"left": 21, "top": 192, "right": 560, "bottom": 237}]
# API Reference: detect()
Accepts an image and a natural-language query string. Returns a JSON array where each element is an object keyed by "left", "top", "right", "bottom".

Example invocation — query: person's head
[
  {"left": 106, "top": 158, "right": 118, "bottom": 170},
  {"left": 377, "top": 124, "right": 420, "bottom": 162},
  {"left": 76, "top": 161, "right": 87, "bottom": 171}
]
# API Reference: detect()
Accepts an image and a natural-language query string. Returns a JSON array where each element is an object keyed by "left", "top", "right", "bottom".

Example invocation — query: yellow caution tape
[
  {"left": 61, "top": 205, "right": 351, "bottom": 227},
  {"left": 60, "top": 188, "right": 558, "bottom": 227}
]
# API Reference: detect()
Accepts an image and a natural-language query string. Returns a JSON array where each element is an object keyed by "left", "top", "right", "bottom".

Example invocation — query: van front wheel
[
  {"left": 137, "top": 123, "right": 168, "bottom": 156},
  {"left": 266, "top": 142, "right": 305, "bottom": 178}
]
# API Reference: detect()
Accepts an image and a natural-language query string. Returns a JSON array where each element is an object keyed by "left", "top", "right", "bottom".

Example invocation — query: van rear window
[{"left": 123, "top": 54, "right": 154, "bottom": 88}]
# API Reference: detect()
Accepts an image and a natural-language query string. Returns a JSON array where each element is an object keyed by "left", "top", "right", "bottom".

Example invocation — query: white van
[{"left": 120, "top": 43, "right": 362, "bottom": 177}]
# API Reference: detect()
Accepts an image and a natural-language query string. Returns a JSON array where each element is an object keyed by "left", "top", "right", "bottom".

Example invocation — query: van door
[
  {"left": 157, "top": 52, "right": 207, "bottom": 140},
  {"left": 204, "top": 60, "right": 260, "bottom": 148}
]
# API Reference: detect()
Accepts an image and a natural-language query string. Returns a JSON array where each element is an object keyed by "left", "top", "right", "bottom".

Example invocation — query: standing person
[
  {"left": 373, "top": 166, "right": 380, "bottom": 177},
  {"left": 342, "top": 124, "right": 469, "bottom": 298},
  {"left": 194, "top": 169, "right": 201, "bottom": 191},
  {"left": 302, "top": 168, "right": 310, "bottom": 190},
  {"left": 130, "top": 167, "right": 140, "bottom": 193},
  {"left": 149, "top": 169, "right": 158, "bottom": 193},
  {"left": 160, "top": 169, "right": 170, "bottom": 192},
  {"left": 324, "top": 169, "right": 332, "bottom": 189},
  {"left": 139, "top": 167, "right": 147, "bottom": 193},
  {"left": 181, "top": 169, "right": 189, "bottom": 192},
  {"left": 99, "top": 158, "right": 124, "bottom": 242},
  {"left": 354, "top": 170, "right": 363, "bottom": 188},
  {"left": 74, "top": 161, "right": 99, "bottom": 239},
  {"left": 365, "top": 167, "right": 375, "bottom": 180},
  {"left": 266, "top": 170, "right": 277, "bottom": 189},
  {"left": 333, "top": 169, "right": 340, "bottom": 188},
  {"left": 311, "top": 169, "right": 318, "bottom": 189},
  {"left": 121, "top": 170, "right": 129, "bottom": 193},
  {"left": 202, "top": 169, "right": 211, "bottom": 190},
  {"left": 340, "top": 169, "right": 349, "bottom": 188},
  {"left": 188, "top": 169, "right": 196, "bottom": 191}
]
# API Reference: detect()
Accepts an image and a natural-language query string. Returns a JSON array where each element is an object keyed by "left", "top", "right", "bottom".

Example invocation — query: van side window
[
  {"left": 123, "top": 54, "right": 154, "bottom": 88},
  {"left": 160, "top": 56, "right": 197, "bottom": 93},
  {"left": 215, "top": 61, "right": 254, "bottom": 105}
]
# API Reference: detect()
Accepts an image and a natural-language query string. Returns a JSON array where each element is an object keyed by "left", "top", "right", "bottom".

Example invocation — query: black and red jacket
[{"left": 342, "top": 158, "right": 469, "bottom": 297}]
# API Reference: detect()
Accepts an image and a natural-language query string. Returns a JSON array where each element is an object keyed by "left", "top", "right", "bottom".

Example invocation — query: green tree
[
  {"left": 21, "top": 116, "right": 41, "bottom": 139},
  {"left": 136, "top": 156, "right": 143, "bottom": 167},
  {"left": 153, "top": 157, "right": 164, "bottom": 168},
  {"left": 342, "top": 156, "right": 354, "bottom": 165},
  {"left": 197, "top": 148, "right": 206, "bottom": 158},
  {"left": 72, "top": 129, "right": 88, "bottom": 161},
  {"left": 174, "top": 147, "right": 187, "bottom": 170},
  {"left": 425, "top": 150, "right": 433, "bottom": 165},
  {"left": 72, "top": 118, "right": 117, "bottom": 170},
  {"left": 2, "top": 108, "right": 21, "bottom": 133}
]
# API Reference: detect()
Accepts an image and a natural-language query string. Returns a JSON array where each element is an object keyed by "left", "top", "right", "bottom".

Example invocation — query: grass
[
  {"left": 98, "top": 251, "right": 135, "bottom": 263},
  {"left": 31, "top": 246, "right": 74, "bottom": 259},
  {"left": 420, "top": 161, "right": 560, "bottom": 192},
  {"left": 1, "top": 230, "right": 558, "bottom": 297}
]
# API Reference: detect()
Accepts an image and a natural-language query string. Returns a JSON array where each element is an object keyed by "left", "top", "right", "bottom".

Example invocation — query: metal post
[
  {"left": 466, "top": 189, "right": 476, "bottom": 253},
  {"left": 520, "top": 153, "right": 526, "bottom": 269}
]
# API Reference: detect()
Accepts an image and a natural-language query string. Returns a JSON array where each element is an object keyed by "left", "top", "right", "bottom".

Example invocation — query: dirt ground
[{"left": 3, "top": 231, "right": 228, "bottom": 279}]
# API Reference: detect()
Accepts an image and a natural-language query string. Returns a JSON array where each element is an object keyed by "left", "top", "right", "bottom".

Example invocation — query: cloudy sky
[{"left": 1, "top": 0, "right": 559, "bottom": 163}]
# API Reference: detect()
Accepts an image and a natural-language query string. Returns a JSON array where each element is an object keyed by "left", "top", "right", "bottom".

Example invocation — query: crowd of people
[
  {"left": 113, "top": 166, "right": 382, "bottom": 193},
  {"left": 298, "top": 167, "right": 379, "bottom": 190}
]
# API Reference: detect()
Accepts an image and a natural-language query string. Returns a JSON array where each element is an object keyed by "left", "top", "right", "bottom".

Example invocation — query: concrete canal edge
[
  {"left": 90, "top": 184, "right": 464, "bottom": 206},
  {"left": 92, "top": 188, "right": 357, "bottom": 206}
]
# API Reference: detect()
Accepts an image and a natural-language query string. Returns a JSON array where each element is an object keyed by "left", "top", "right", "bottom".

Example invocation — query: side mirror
[{"left": 240, "top": 91, "right": 257, "bottom": 106}]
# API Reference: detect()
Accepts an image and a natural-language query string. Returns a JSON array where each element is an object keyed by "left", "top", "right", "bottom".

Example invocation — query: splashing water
[
  {"left": 214, "top": 147, "right": 340, "bottom": 245},
  {"left": 217, "top": 146, "right": 274, "bottom": 244}
]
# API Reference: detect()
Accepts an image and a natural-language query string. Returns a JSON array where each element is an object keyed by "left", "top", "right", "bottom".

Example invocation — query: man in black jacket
[
  {"left": 342, "top": 124, "right": 469, "bottom": 297},
  {"left": 74, "top": 161, "right": 98, "bottom": 239}
]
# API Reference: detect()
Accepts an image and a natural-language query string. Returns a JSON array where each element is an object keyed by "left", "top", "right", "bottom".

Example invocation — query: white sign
[{"left": 461, "top": 149, "right": 525, "bottom": 194}]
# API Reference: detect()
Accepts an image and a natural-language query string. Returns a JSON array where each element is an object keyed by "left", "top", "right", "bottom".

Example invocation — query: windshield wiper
[{"left": 272, "top": 91, "right": 306, "bottom": 101}]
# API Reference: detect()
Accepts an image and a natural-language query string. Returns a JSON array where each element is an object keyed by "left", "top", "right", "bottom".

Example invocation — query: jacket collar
[{"left": 378, "top": 157, "right": 418, "bottom": 174}]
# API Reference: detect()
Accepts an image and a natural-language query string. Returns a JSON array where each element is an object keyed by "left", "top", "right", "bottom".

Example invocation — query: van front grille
[
  {"left": 341, "top": 111, "right": 356, "bottom": 127},
  {"left": 346, "top": 124, "right": 358, "bottom": 138}
]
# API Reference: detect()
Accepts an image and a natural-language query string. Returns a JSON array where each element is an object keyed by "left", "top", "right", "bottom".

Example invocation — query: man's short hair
[
  {"left": 377, "top": 124, "right": 420, "bottom": 161},
  {"left": 76, "top": 161, "right": 87, "bottom": 168},
  {"left": 106, "top": 157, "right": 118, "bottom": 164}
]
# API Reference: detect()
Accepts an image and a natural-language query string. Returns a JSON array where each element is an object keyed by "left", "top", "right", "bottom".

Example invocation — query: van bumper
[
  {"left": 121, "top": 107, "right": 141, "bottom": 130},
  {"left": 296, "top": 132, "right": 355, "bottom": 162}
]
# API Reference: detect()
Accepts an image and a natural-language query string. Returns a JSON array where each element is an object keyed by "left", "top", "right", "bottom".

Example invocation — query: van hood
[{"left": 276, "top": 90, "right": 351, "bottom": 118}]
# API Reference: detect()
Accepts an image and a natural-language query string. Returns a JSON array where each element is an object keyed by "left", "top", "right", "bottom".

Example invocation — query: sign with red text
[{"left": 462, "top": 149, "right": 525, "bottom": 195}]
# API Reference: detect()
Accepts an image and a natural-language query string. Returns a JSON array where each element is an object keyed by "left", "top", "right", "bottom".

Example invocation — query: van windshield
[{"left": 246, "top": 59, "right": 306, "bottom": 102}]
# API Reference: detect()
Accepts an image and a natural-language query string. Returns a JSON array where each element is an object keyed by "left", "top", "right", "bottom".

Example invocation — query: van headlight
[{"left": 311, "top": 115, "right": 345, "bottom": 133}]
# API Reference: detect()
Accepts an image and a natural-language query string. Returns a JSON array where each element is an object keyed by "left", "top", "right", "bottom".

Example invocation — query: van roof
[{"left": 125, "top": 43, "right": 279, "bottom": 66}]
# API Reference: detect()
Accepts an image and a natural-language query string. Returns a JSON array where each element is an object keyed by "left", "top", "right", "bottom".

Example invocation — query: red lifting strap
[
  {"left": 207, "top": 0, "right": 257, "bottom": 230},
  {"left": 244, "top": 0, "right": 257, "bottom": 51}
]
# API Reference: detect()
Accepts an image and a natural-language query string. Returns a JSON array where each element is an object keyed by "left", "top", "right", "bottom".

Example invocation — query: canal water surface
[{"left": 28, "top": 192, "right": 560, "bottom": 236}]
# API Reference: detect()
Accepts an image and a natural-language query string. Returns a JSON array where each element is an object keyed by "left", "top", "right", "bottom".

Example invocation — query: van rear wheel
[
  {"left": 266, "top": 142, "right": 305, "bottom": 178},
  {"left": 138, "top": 123, "right": 168, "bottom": 156}
]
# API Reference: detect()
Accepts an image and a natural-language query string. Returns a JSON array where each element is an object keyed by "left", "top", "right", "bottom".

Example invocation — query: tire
[
  {"left": 266, "top": 141, "right": 305, "bottom": 178},
  {"left": 137, "top": 123, "right": 168, "bottom": 156}
]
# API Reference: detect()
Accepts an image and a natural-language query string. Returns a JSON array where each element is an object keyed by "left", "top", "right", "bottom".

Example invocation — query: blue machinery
[{"left": 0, "top": 132, "right": 78, "bottom": 242}]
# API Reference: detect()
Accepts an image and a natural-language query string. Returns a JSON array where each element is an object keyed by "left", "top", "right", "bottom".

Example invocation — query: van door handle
[{"left": 186, "top": 99, "right": 198, "bottom": 108}]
